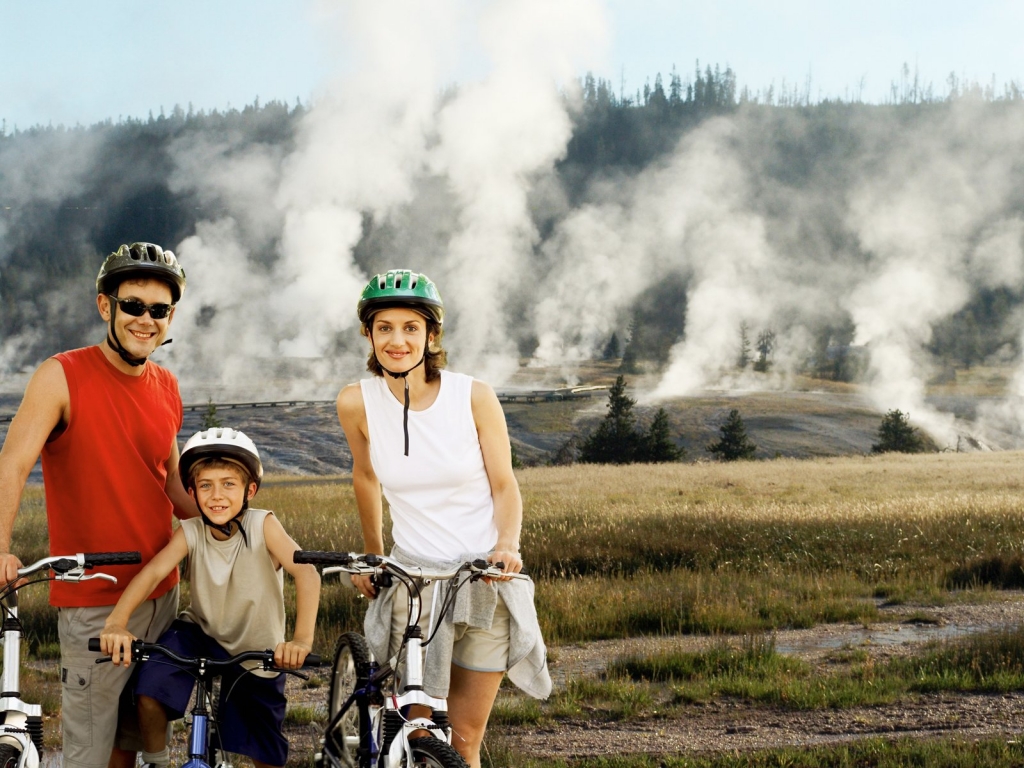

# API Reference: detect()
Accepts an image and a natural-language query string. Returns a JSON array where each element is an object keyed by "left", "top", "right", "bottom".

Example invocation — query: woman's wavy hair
[{"left": 362, "top": 312, "right": 447, "bottom": 383}]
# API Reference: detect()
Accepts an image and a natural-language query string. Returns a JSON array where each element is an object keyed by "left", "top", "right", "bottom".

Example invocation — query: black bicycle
[
  {"left": 294, "top": 551, "right": 529, "bottom": 768},
  {"left": 89, "top": 638, "right": 321, "bottom": 768}
]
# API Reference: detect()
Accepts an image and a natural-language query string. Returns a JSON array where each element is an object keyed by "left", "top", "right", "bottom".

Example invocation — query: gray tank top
[{"left": 179, "top": 508, "right": 285, "bottom": 669}]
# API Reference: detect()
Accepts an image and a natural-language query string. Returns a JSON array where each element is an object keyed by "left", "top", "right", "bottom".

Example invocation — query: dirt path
[
  {"left": 38, "top": 597, "right": 1024, "bottom": 764},
  {"left": 497, "top": 596, "right": 1024, "bottom": 758}
]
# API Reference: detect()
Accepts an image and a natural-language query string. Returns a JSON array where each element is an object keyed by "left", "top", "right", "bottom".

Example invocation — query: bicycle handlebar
[
  {"left": 292, "top": 551, "right": 529, "bottom": 581},
  {"left": 16, "top": 551, "right": 142, "bottom": 578},
  {"left": 88, "top": 638, "right": 323, "bottom": 670}
]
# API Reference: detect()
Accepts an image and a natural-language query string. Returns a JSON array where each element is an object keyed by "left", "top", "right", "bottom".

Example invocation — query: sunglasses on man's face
[{"left": 106, "top": 295, "right": 175, "bottom": 319}]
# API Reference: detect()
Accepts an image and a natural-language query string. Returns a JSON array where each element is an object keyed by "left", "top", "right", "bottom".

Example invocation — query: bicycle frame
[
  {"left": 0, "top": 552, "right": 140, "bottom": 768},
  {"left": 89, "top": 639, "right": 322, "bottom": 768},
  {"left": 298, "top": 552, "right": 528, "bottom": 768}
]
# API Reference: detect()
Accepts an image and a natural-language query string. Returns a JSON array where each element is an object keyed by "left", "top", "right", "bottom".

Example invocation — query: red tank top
[{"left": 42, "top": 346, "right": 181, "bottom": 607}]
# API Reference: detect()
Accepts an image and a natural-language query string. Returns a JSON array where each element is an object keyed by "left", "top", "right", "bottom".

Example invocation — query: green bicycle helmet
[
  {"left": 97, "top": 242, "right": 186, "bottom": 303},
  {"left": 357, "top": 269, "right": 444, "bottom": 326}
]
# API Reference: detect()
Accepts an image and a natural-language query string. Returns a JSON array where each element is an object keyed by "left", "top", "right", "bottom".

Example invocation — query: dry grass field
[{"left": 11, "top": 451, "right": 1024, "bottom": 766}]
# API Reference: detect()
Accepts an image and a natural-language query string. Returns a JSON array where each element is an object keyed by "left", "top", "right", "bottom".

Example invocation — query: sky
[{"left": 2, "top": 0, "right": 1024, "bottom": 131}]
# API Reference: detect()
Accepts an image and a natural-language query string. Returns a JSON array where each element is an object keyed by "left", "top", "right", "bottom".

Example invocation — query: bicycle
[
  {"left": 293, "top": 551, "right": 528, "bottom": 768},
  {"left": 0, "top": 550, "right": 142, "bottom": 768},
  {"left": 88, "top": 637, "right": 323, "bottom": 768}
]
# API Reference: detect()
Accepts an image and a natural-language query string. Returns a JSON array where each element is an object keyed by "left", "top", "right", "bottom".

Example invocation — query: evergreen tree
[
  {"left": 753, "top": 328, "right": 776, "bottom": 372},
  {"left": 640, "top": 407, "right": 684, "bottom": 462},
  {"left": 602, "top": 332, "right": 621, "bottom": 360},
  {"left": 579, "top": 376, "right": 643, "bottom": 464},
  {"left": 737, "top": 322, "right": 752, "bottom": 369},
  {"left": 200, "top": 398, "right": 222, "bottom": 430},
  {"left": 871, "top": 409, "right": 925, "bottom": 453},
  {"left": 706, "top": 409, "right": 757, "bottom": 461},
  {"left": 510, "top": 440, "right": 524, "bottom": 469}
]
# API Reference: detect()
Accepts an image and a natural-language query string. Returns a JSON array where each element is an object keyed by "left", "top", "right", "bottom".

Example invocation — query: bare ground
[
  {"left": 496, "top": 596, "right": 1024, "bottom": 759},
  {"left": 31, "top": 597, "right": 1024, "bottom": 765}
]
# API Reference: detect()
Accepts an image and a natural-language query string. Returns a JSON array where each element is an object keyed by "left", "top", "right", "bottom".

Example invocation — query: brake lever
[{"left": 55, "top": 571, "right": 117, "bottom": 584}]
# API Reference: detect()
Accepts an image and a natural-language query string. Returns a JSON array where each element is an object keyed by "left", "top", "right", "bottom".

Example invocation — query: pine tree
[
  {"left": 706, "top": 409, "right": 757, "bottom": 461},
  {"left": 200, "top": 398, "right": 222, "bottom": 430},
  {"left": 579, "top": 376, "right": 643, "bottom": 464},
  {"left": 871, "top": 409, "right": 925, "bottom": 453},
  {"left": 640, "top": 408, "right": 684, "bottom": 462},
  {"left": 737, "top": 322, "right": 752, "bottom": 369},
  {"left": 602, "top": 332, "right": 621, "bottom": 360}
]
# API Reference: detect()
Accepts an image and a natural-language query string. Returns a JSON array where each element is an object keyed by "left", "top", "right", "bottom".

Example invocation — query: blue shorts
[{"left": 134, "top": 620, "right": 288, "bottom": 767}]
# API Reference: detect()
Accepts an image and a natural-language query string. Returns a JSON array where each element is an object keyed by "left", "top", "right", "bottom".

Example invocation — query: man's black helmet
[{"left": 96, "top": 242, "right": 186, "bottom": 303}]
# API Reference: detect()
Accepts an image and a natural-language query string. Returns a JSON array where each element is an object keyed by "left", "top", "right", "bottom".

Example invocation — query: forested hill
[{"left": 2, "top": 69, "right": 1023, "bottom": 392}]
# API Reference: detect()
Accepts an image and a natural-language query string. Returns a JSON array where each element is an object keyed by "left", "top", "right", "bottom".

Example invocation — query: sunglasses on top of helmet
[{"left": 106, "top": 295, "right": 175, "bottom": 319}]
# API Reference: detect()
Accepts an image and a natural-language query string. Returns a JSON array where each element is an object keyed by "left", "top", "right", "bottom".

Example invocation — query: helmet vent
[
  {"left": 395, "top": 273, "right": 403, "bottom": 289},
  {"left": 410, "top": 274, "right": 419, "bottom": 289}
]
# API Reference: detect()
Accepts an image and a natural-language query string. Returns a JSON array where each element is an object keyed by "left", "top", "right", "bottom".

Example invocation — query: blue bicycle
[{"left": 89, "top": 638, "right": 321, "bottom": 768}]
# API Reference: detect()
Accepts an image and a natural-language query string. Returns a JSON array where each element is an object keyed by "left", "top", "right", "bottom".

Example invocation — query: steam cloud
[{"left": 4, "top": 0, "right": 1024, "bottom": 452}]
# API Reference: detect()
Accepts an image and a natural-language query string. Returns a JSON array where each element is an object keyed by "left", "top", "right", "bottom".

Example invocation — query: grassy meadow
[
  {"left": 13, "top": 451, "right": 1024, "bottom": 653},
  {"left": 12, "top": 451, "right": 1024, "bottom": 764}
]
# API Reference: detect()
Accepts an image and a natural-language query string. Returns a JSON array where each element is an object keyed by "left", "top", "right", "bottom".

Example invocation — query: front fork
[{"left": 0, "top": 592, "right": 42, "bottom": 767}]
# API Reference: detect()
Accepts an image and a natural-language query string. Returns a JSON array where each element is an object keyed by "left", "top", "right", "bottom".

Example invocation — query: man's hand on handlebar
[
  {"left": 0, "top": 552, "right": 25, "bottom": 588},
  {"left": 99, "top": 623, "right": 137, "bottom": 667}
]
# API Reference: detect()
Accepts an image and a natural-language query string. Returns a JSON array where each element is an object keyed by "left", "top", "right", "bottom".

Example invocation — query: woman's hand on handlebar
[
  {"left": 100, "top": 623, "right": 137, "bottom": 667},
  {"left": 486, "top": 549, "right": 522, "bottom": 582},
  {"left": 351, "top": 573, "right": 376, "bottom": 599},
  {"left": 274, "top": 640, "right": 312, "bottom": 670}
]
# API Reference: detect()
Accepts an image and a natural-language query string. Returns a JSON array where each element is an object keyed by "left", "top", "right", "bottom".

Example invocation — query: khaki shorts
[
  {"left": 58, "top": 587, "right": 179, "bottom": 768},
  {"left": 388, "top": 580, "right": 510, "bottom": 673}
]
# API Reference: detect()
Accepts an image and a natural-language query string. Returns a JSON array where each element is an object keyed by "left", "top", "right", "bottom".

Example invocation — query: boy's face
[{"left": 189, "top": 465, "right": 256, "bottom": 526}]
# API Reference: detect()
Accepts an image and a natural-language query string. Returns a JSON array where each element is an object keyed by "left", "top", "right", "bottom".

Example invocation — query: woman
[{"left": 336, "top": 269, "right": 550, "bottom": 768}]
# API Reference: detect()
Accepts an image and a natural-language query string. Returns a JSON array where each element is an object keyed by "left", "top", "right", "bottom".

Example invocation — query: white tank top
[
  {"left": 179, "top": 509, "right": 285, "bottom": 673},
  {"left": 361, "top": 370, "right": 497, "bottom": 560}
]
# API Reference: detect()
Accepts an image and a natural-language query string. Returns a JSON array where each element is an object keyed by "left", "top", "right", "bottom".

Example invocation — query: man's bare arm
[
  {"left": 0, "top": 360, "right": 69, "bottom": 584},
  {"left": 165, "top": 438, "right": 197, "bottom": 519}
]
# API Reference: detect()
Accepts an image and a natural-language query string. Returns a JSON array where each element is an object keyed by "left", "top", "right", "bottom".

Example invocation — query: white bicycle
[
  {"left": 0, "top": 551, "right": 141, "bottom": 768},
  {"left": 293, "top": 551, "right": 527, "bottom": 768}
]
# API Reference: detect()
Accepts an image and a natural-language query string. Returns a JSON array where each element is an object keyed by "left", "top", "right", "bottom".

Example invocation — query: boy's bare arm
[
  {"left": 264, "top": 514, "right": 321, "bottom": 669},
  {"left": 100, "top": 529, "right": 189, "bottom": 666}
]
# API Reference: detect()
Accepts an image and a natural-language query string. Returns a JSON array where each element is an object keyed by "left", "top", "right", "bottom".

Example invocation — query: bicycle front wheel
[
  {"left": 0, "top": 743, "right": 22, "bottom": 768},
  {"left": 325, "top": 632, "right": 372, "bottom": 768},
  {"left": 405, "top": 737, "right": 468, "bottom": 768}
]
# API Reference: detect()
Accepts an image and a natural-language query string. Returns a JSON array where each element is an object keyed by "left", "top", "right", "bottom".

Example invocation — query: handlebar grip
[
  {"left": 83, "top": 551, "right": 142, "bottom": 567},
  {"left": 303, "top": 654, "right": 323, "bottom": 667},
  {"left": 88, "top": 638, "right": 101, "bottom": 652},
  {"left": 293, "top": 551, "right": 353, "bottom": 566}
]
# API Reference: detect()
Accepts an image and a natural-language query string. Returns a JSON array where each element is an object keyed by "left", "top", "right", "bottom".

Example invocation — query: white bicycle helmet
[{"left": 179, "top": 428, "right": 264, "bottom": 491}]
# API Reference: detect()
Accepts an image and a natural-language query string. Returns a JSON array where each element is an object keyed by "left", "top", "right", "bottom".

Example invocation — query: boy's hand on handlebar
[
  {"left": 274, "top": 640, "right": 312, "bottom": 670},
  {"left": 351, "top": 573, "right": 376, "bottom": 599},
  {"left": 486, "top": 549, "right": 522, "bottom": 582},
  {"left": 99, "top": 624, "right": 137, "bottom": 667}
]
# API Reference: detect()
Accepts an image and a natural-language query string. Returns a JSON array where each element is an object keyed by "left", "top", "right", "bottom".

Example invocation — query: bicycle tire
[
  {"left": 324, "top": 632, "right": 372, "bottom": 768},
  {"left": 405, "top": 737, "right": 468, "bottom": 768},
  {"left": 0, "top": 743, "right": 22, "bottom": 768}
]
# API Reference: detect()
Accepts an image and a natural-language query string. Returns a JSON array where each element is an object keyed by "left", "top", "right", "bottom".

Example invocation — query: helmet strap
[
  {"left": 105, "top": 303, "right": 148, "bottom": 367},
  {"left": 195, "top": 497, "right": 250, "bottom": 546},
  {"left": 371, "top": 327, "right": 425, "bottom": 457}
]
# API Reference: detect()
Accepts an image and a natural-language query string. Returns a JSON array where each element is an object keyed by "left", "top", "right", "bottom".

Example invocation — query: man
[{"left": 0, "top": 242, "right": 195, "bottom": 768}]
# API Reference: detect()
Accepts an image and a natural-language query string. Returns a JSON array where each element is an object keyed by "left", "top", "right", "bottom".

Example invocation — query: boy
[{"left": 100, "top": 428, "right": 321, "bottom": 768}]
